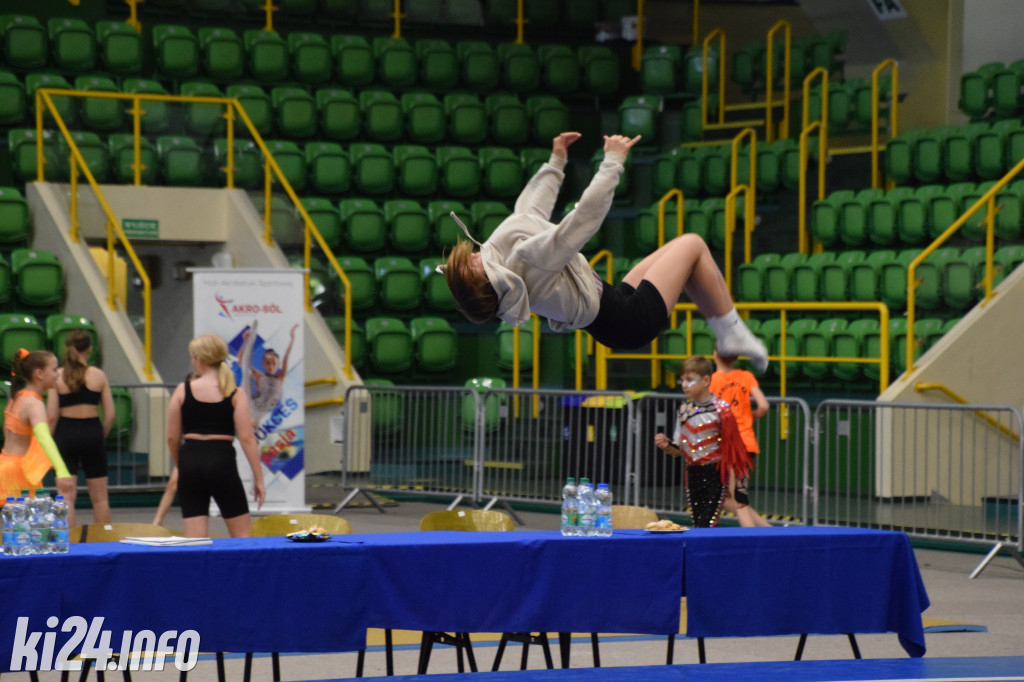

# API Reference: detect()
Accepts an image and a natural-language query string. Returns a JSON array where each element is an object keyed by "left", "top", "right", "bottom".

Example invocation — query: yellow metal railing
[
  {"left": 914, "top": 382, "right": 1020, "bottom": 441},
  {"left": 870, "top": 59, "right": 899, "bottom": 189},
  {"left": 765, "top": 20, "right": 791, "bottom": 143},
  {"left": 904, "top": 155, "right": 1024, "bottom": 376},
  {"left": 596, "top": 302, "right": 891, "bottom": 395},
  {"left": 798, "top": 67, "right": 829, "bottom": 254},
  {"left": 727, "top": 127, "right": 757, "bottom": 277},
  {"left": 34, "top": 89, "right": 356, "bottom": 381},
  {"left": 657, "top": 188, "right": 685, "bottom": 247},
  {"left": 631, "top": 0, "right": 647, "bottom": 71}
]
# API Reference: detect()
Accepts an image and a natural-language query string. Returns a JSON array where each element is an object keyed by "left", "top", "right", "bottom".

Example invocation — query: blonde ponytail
[
  {"left": 217, "top": 360, "right": 237, "bottom": 398},
  {"left": 188, "top": 334, "right": 237, "bottom": 398}
]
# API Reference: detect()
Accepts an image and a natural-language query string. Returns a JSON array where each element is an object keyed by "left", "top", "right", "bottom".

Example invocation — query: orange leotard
[{"left": 1, "top": 391, "right": 56, "bottom": 501}]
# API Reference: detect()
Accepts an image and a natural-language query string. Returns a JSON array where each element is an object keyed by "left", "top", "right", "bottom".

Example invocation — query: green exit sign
[{"left": 123, "top": 218, "right": 159, "bottom": 239}]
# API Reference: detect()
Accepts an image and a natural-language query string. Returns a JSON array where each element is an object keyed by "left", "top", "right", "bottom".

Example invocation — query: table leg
[
  {"left": 794, "top": 634, "right": 808, "bottom": 660},
  {"left": 590, "top": 634, "right": 601, "bottom": 667},
  {"left": 243, "top": 653, "right": 252, "bottom": 682},
  {"left": 847, "top": 634, "right": 862, "bottom": 659},
  {"left": 558, "top": 632, "right": 570, "bottom": 668},
  {"left": 697, "top": 637, "right": 706, "bottom": 664},
  {"left": 355, "top": 649, "right": 365, "bottom": 678},
  {"left": 666, "top": 634, "right": 675, "bottom": 665}
]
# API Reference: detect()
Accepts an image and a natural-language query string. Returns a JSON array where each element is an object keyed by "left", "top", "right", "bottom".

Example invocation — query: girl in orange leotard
[{"left": 0, "top": 349, "right": 74, "bottom": 502}]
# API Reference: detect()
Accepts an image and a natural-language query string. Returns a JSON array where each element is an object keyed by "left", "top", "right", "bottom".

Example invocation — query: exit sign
[{"left": 122, "top": 218, "right": 159, "bottom": 239}]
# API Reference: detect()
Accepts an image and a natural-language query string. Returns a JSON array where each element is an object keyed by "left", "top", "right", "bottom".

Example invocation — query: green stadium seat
[
  {"left": 879, "top": 248, "right": 920, "bottom": 310},
  {"left": 994, "top": 179, "right": 1024, "bottom": 241},
  {"left": 61, "top": 131, "right": 109, "bottom": 183},
  {"left": 373, "top": 36, "right": 416, "bottom": 87},
  {"left": 0, "top": 314, "right": 46, "bottom": 370},
  {"left": 811, "top": 189, "right": 854, "bottom": 248},
  {"left": 445, "top": 93, "right": 487, "bottom": 145},
  {"left": 227, "top": 84, "right": 272, "bottom": 136},
  {"left": 906, "top": 125, "right": 951, "bottom": 184},
  {"left": 324, "top": 317, "right": 364, "bottom": 368},
  {"left": 496, "top": 317, "right": 535, "bottom": 370},
  {"left": 0, "top": 188, "right": 29, "bottom": 246},
  {"left": 991, "top": 63, "right": 1023, "bottom": 118},
  {"left": 437, "top": 147, "right": 481, "bottom": 198},
  {"left": 471, "top": 201, "right": 509, "bottom": 242},
  {"left": 701, "top": 144, "right": 730, "bottom": 196},
  {"left": 384, "top": 199, "right": 430, "bottom": 253},
  {"left": 362, "top": 377, "right": 401, "bottom": 432},
  {"left": 415, "top": 39, "right": 459, "bottom": 90},
  {"left": 420, "top": 257, "right": 455, "bottom": 313},
  {"left": 928, "top": 182, "right": 975, "bottom": 239},
  {"left": 802, "top": 318, "right": 847, "bottom": 382},
  {"left": 736, "top": 252, "right": 780, "bottom": 302},
  {"left": 883, "top": 128, "right": 926, "bottom": 185},
  {"left": 428, "top": 200, "right": 470, "bottom": 248},
  {"left": 463, "top": 376, "right": 507, "bottom": 431},
  {"left": 12, "top": 249, "right": 63, "bottom": 310},
  {"left": 264, "top": 138, "right": 306, "bottom": 190},
  {"left": 641, "top": 45, "right": 680, "bottom": 94},
  {"left": 334, "top": 255, "right": 375, "bottom": 310},
  {"left": 299, "top": 197, "right": 342, "bottom": 250},
  {"left": 157, "top": 135, "right": 204, "bottom": 186},
  {"left": 375, "top": 256, "right": 421, "bottom": 311},
  {"left": 618, "top": 95, "right": 661, "bottom": 142},
  {"left": 153, "top": 25, "right": 200, "bottom": 78},
  {"left": 634, "top": 202, "right": 682, "bottom": 253},
  {"left": 366, "top": 317, "right": 413, "bottom": 372},
  {"left": 272, "top": 86, "right": 317, "bottom": 138},
  {"left": 993, "top": 244, "right": 1024, "bottom": 286},
  {"left": 264, "top": 196, "right": 301, "bottom": 247},
  {"left": 393, "top": 145, "right": 438, "bottom": 197},
  {"left": 755, "top": 141, "right": 782, "bottom": 195},
  {"left": 675, "top": 146, "right": 707, "bottom": 197},
  {"left": 48, "top": 17, "right": 95, "bottom": 72},
  {"left": 331, "top": 35, "right": 375, "bottom": 87},
  {"left": 820, "top": 250, "right": 865, "bottom": 302},
  {"left": 777, "top": 138, "right": 803, "bottom": 190},
  {"left": 26, "top": 73, "right": 75, "bottom": 127},
  {"left": 973, "top": 119, "right": 1016, "bottom": 180},
  {"left": 958, "top": 61, "right": 1000, "bottom": 119},
  {"left": 480, "top": 147, "right": 523, "bottom": 199},
  {"left": 730, "top": 41, "right": 761, "bottom": 94},
  {"left": 840, "top": 187, "right": 883, "bottom": 247},
  {"left": 915, "top": 246, "right": 959, "bottom": 310},
  {"left": 831, "top": 318, "right": 880, "bottom": 383},
  {"left": 578, "top": 46, "right": 620, "bottom": 95},
  {"left": 704, "top": 195, "right": 744, "bottom": 251},
  {"left": 340, "top": 198, "right": 386, "bottom": 252},
  {"left": 212, "top": 138, "right": 260, "bottom": 189},
  {"left": 942, "top": 122, "right": 986, "bottom": 182},
  {"left": 349, "top": 142, "right": 394, "bottom": 195},
  {"left": 850, "top": 249, "right": 895, "bottom": 302},
  {"left": 45, "top": 314, "right": 99, "bottom": 363},
  {"left": 764, "top": 252, "right": 807, "bottom": 302},
  {"left": 755, "top": 319, "right": 793, "bottom": 380},
  {"left": 457, "top": 41, "right": 500, "bottom": 91},
  {"left": 681, "top": 46, "right": 716, "bottom": 95},
  {"left": 104, "top": 386, "right": 133, "bottom": 447},
  {"left": 245, "top": 29, "right": 289, "bottom": 82},
  {"left": 895, "top": 184, "right": 942, "bottom": 245},
  {"left": 402, "top": 92, "right": 445, "bottom": 145},
  {"left": 682, "top": 200, "right": 710, "bottom": 243},
  {"left": 0, "top": 71, "right": 26, "bottom": 126},
  {"left": 306, "top": 141, "right": 350, "bottom": 195},
  {"left": 958, "top": 181, "right": 998, "bottom": 241},
  {"left": 944, "top": 245, "right": 986, "bottom": 310},
  {"left": 792, "top": 251, "right": 836, "bottom": 302},
  {"left": 652, "top": 147, "right": 684, "bottom": 197},
  {"left": 1, "top": 15, "right": 47, "bottom": 69},
  {"left": 660, "top": 320, "right": 714, "bottom": 375},
  {"left": 289, "top": 32, "right": 332, "bottom": 84},
  {"left": 538, "top": 44, "right": 580, "bottom": 94},
  {"left": 486, "top": 94, "right": 529, "bottom": 146},
  {"left": 867, "top": 186, "right": 914, "bottom": 247},
  {"left": 359, "top": 89, "right": 403, "bottom": 142},
  {"left": 497, "top": 42, "right": 540, "bottom": 93},
  {"left": 8, "top": 128, "right": 60, "bottom": 183},
  {"left": 526, "top": 95, "right": 569, "bottom": 145},
  {"left": 180, "top": 81, "right": 226, "bottom": 135},
  {"left": 893, "top": 317, "right": 944, "bottom": 374},
  {"left": 520, "top": 147, "right": 549, "bottom": 178},
  {"left": 315, "top": 88, "right": 359, "bottom": 141},
  {"left": 0, "top": 259, "right": 11, "bottom": 309},
  {"left": 75, "top": 75, "right": 123, "bottom": 131},
  {"left": 198, "top": 27, "right": 244, "bottom": 80},
  {"left": 96, "top": 21, "right": 142, "bottom": 75},
  {"left": 122, "top": 79, "right": 170, "bottom": 133},
  {"left": 109, "top": 134, "right": 158, "bottom": 185}
]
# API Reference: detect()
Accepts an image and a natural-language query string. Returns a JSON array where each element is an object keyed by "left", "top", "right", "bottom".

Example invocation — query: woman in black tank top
[
  {"left": 45, "top": 330, "right": 115, "bottom": 528},
  {"left": 165, "top": 334, "right": 265, "bottom": 538}
]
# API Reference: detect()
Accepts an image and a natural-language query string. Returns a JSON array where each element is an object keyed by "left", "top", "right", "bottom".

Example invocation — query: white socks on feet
[{"left": 707, "top": 309, "right": 769, "bottom": 374}]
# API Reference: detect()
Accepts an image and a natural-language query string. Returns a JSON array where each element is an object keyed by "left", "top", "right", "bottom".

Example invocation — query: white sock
[{"left": 707, "top": 309, "right": 768, "bottom": 374}]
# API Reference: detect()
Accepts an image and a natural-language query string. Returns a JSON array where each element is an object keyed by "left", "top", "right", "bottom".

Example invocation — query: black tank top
[
  {"left": 58, "top": 384, "right": 102, "bottom": 408},
  {"left": 181, "top": 378, "right": 235, "bottom": 436}
]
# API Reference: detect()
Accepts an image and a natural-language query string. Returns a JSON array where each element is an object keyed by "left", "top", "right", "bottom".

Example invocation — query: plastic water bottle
[
  {"left": 577, "top": 478, "right": 596, "bottom": 536},
  {"left": 2, "top": 497, "right": 15, "bottom": 555},
  {"left": 560, "top": 477, "right": 579, "bottom": 536},
  {"left": 594, "top": 483, "right": 613, "bottom": 537},
  {"left": 50, "top": 496, "right": 69, "bottom": 554},
  {"left": 12, "top": 498, "right": 33, "bottom": 555},
  {"left": 28, "top": 495, "right": 50, "bottom": 554}
]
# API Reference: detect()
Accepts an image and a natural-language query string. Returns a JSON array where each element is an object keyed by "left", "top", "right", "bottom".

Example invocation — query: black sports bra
[
  {"left": 58, "top": 385, "right": 102, "bottom": 408},
  {"left": 181, "top": 378, "right": 235, "bottom": 436}
]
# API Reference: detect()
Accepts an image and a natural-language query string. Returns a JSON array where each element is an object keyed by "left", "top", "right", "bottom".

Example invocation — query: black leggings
[
  {"left": 177, "top": 439, "right": 250, "bottom": 519},
  {"left": 54, "top": 417, "right": 107, "bottom": 479}
]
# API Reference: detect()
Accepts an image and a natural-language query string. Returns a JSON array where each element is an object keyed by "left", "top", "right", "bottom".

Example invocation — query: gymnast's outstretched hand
[
  {"left": 552, "top": 131, "right": 582, "bottom": 159},
  {"left": 603, "top": 133, "right": 642, "bottom": 156}
]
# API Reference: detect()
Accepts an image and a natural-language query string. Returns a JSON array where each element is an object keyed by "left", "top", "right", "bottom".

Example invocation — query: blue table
[
  {"left": 0, "top": 537, "right": 369, "bottom": 673},
  {"left": 677, "top": 527, "right": 930, "bottom": 657}
]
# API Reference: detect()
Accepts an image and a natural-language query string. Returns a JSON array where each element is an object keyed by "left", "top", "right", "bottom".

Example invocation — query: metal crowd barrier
[{"left": 813, "top": 399, "right": 1023, "bottom": 577}]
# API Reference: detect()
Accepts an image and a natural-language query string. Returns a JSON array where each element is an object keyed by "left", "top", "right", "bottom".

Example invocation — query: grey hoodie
[{"left": 477, "top": 150, "right": 627, "bottom": 332}]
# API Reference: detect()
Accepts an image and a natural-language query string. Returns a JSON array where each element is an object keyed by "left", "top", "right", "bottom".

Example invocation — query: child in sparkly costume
[{"left": 654, "top": 355, "right": 750, "bottom": 527}]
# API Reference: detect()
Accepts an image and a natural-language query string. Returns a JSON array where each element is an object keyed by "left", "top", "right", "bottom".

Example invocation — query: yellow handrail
[
  {"left": 702, "top": 29, "right": 726, "bottom": 129},
  {"left": 510, "top": 312, "right": 541, "bottom": 417},
  {"left": 723, "top": 184, "right": 753, "bottom": 293},
  {"left": 597, "top": 301, "right": 890, "bottom": 395},
  {"left": 904, "top": 155, "right": 1024, "bottom": 376},
  {"left": 801, "top": 67, "right": 829, "bottom": 133},
  {"left": 870, "top": 59, "right": 899, "bottom": 189},
  {"left": 797, "top": 120, "right": 827, "bottom": 254},
  {"left": 656, "top": 188, "right": 684, "bottom": 247},
  {"left": 914, "top": 382, "right": 1020, "bottom": 441},
  {"left": 515, "top": 0, "right": 525, "bottom": 44},
  {"left": 729, "top": 127, "right": 757, "bottom": 265},
  {"left": 259, "top": 0, "right": 276, "bottom": 31},
  {"left": 392, "top": 0, "right": 404, "bottom": 39},
  {"left": 765, "top": 20, "right": 791, "bottom": 143},
  {"left": 125, "top": 0, "right": 141, "bottom": 31},
  {"left": 631, "top": 0, "right": 647, "bottom": 71}
]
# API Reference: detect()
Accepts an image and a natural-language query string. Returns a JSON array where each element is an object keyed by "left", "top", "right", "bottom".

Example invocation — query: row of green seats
[
  {"left": 959, "top": 59, "right": 1024, "bottom": 120},
  {"left": 0, "top": 249, "right": 65, "bottom": 315},
  {"left": 729, "top": 31, "right": 847, "bottom": 94},
  {"left": 804, "top": 75, "right": 893, "bottom": 133},
  {"left": 0, "top": 71, "right": 573, "bottom": 147},
  {"left": 737, "top": 245, "right": 1024, "bottom": 312},
  {"left": 328, "top": 315, "right": 456, "bottom": 373},
  {"left": 654, "top": 138, "right": 811, "bottom": 199},
  {"left": 633, "top": 196, "right": 743, "bottom": 253},
  {"left": 0, "top": 187, "right": 30, "bottom": 246},
  {"left": 885, "top": 120, "right": 1024, "bottom": 186},
  {"left": 813, "top": 181, "right": 1024, "bottom": 249},
  {"left": 0, "top": 312, "right": 97, "bottom": 370}
]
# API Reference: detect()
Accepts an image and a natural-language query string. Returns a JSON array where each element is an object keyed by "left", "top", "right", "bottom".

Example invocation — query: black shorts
[
  {"left": 584, "top": 280, "right": 670, "bottom": 350},
  {"left": 54, "top": 417, "right": 107, "bottom": 479},
  {"left": 177, "top": 439, "right": 250, "bottom": 519}
]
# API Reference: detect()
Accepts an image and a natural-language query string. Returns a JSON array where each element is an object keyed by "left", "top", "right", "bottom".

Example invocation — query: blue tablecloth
[
  {"left": 0, "top": 537, "right": 369, "bottom": 672},
  {"left": 680, "top": 527, "right": 930, "bottom": 657},
  {"left": 336, "top": 530, "right": 686, "bottom": 635}
]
